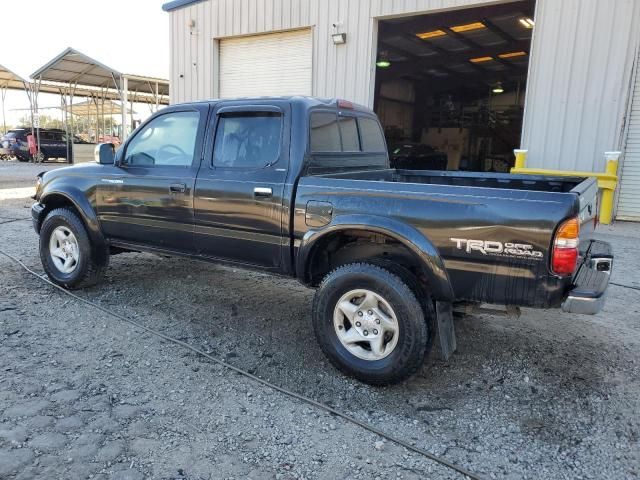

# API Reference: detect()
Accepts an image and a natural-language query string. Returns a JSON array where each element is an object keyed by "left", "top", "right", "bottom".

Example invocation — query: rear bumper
[{"left": 561, "top": 240, "right": 612, "bottom": 315}]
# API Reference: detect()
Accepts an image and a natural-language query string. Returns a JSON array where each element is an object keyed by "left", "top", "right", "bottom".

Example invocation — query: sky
[{"left": 1, "top": 0, "right": 169, "bottom": 125}]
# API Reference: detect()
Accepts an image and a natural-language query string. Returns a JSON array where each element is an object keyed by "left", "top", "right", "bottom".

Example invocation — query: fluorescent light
[
  {"left": 469, "top": 56, "right": 493, "bottom": 63},
  {"left": 498, "top": 51, "right": 528, "bottom": 59},
  {"left": 332, "top": 33, "right": 347, "bottom": 44},
  {"left": 416, "top": 29, "right": 447, "bottom": 40},
  {"left": 450, "top": 22, "right": 486, "bottom": 33},
  {"left": 519, "top": 17, "right": 535, "bottom": 29}
]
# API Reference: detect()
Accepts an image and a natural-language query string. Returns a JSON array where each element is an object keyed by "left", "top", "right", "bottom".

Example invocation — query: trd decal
[{"left": 450, "top": 238, "right": 543, "bottom": 259}]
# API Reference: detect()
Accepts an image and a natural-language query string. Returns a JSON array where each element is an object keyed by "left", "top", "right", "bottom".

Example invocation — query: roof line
[
  {"left": 162, "top": 0, "right": 205, "bottom": 12},
  {"left": 30, "top": 46, "right": 122, "bottom": 80},
  {"left": 122, "top": 73, "right": 170, "bottom": 84},
  {"left": 0, "top": 64, "right": 29, "bottom": 84}
]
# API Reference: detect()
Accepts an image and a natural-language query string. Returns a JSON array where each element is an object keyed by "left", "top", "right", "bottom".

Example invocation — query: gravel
[{"left": 1, "top": 160, "right": 639, "bottom": 479}]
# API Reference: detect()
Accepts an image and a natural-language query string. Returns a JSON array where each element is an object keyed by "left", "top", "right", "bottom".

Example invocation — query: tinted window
[
  {"left": 358, "top": 117, "right": 386, "bottom": 152},
  {"left": 213, "top": 112, "right": 282, "bottom": 168},
  {"left": 125, "top": 111, "right": 199, "bottom": 167},
  {"left": 310, "top": 112, "right": 341, "bottom": 152},
  {"left": 338, "top": 116, "right": 360, "bottom": 152}
]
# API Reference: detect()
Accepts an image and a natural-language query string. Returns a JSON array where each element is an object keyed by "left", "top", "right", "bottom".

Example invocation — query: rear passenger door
[{"left": 193, "top": 102, "right": 290, "bottom": 269}]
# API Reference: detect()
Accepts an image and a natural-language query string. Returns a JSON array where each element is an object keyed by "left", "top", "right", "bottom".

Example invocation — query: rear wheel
[
  {"left": 312, "top": 263, "right": 430, "bottom": 385},
  {"left": 39, "top": 208, "right": 108, "bottom": 289}
]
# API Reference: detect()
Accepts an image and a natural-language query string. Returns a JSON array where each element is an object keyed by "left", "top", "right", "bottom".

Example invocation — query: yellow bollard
[
  {"left": 599, "top": 152, "right": 621, "bottom": 225},
  {"left": 513, "top": 149, "right": 528, "bottom": 169},
  {"left": 510, "top": 150, "right": 620, "bottom": 225}
]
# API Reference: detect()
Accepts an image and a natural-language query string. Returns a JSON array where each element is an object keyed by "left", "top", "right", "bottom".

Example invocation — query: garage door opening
[
  {"left": 219, "top": 29, "right": 312, "bottom": 99},
  {"left": 374, "top": 1, "right": 536, "bottom": 172}
]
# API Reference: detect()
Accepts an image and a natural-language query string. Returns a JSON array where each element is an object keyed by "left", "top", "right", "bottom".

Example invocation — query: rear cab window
[
  {"left": 307, "top": 109, "right": 388, "bottom": 171},
  {"left": 358, "top": 117, "right": 386, "bottom": 153}
]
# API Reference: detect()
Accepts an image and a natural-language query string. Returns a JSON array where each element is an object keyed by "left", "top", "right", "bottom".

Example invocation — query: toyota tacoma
[{"left": 31, "top": 97, "right": 613, "bottom": 385}]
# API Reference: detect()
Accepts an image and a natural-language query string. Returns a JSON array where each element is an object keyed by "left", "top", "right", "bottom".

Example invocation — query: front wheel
[
  {"left": 39, "top": 207, "right": 108, "bottom": 289},
  {"left": 312, "top": 263, "right": 430, "bottom": 385}
]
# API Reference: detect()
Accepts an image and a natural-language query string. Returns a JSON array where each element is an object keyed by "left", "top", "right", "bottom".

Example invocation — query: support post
[
  {"left": 600, "top": 152, "right": 621, "bottom": 225},
  {"left": 513, "top": 149, "right": 528, "bottom": 169},
  {"left": 120, "top": 76, "right": 128, "bottom": 141},
  {"left": 1, "top": 86, "right": 6, "bottom": 134}
]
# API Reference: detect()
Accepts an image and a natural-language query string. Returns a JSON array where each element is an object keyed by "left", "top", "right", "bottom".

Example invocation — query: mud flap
[{"left": 435, "top": 301, "right": 457, "bottom": 361}]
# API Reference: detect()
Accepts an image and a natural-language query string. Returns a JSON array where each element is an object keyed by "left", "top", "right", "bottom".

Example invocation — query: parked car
[
  {"left": 0, "top": 128, "right": 72, "bottom": 162},
  {"left": 390, "top": 142, "right": 448, "bottom": 170},
  {"left": 31, "top": 97, "right": 613, "bottom": 385}
]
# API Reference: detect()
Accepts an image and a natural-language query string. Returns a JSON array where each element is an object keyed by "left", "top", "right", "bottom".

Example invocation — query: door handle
[
  {"left": 169, "top": 183, "right": 187, "bottom": 194},
  {"left": 254, "top": 187, "right": 272, "bottom": 198}
]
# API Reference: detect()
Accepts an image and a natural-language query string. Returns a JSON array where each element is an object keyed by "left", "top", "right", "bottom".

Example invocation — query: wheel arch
[
  {"left": 38, "top": 187, "right": 106, "bottom": 253},
  {"left": 297, "top": 214, "right": 454, "bottom": 301}
]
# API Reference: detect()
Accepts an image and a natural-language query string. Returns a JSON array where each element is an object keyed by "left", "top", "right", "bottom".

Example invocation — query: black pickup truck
[{"left": 31, "top": 97, "right": 613, "bottom": 385}]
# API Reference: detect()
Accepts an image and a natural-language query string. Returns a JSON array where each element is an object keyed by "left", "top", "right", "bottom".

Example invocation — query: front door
[
  {"left": 97, "top": 105, "right": 208, "bottom": 253},
  {"left": 193, "top": 102, "right": 290, "bottom": 269}
]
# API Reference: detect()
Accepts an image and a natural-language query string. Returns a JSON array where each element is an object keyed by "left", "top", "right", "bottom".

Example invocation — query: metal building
[{"left": 163, "top": 0, "right": 640, "bottom": 220}]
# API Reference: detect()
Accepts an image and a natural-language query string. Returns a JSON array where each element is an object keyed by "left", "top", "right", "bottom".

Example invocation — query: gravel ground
[{"left": 1, "top": 160, "right": 639, "bottom": 480}]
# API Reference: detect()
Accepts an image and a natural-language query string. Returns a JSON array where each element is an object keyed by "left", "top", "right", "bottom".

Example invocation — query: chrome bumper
[{"left": 561, "top": 241, "right": 612, "bottom": 315}]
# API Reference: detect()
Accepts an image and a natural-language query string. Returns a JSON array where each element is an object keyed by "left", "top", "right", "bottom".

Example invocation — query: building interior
[{"left": 374, "top": 0, "right": 536, "bottom": 172}]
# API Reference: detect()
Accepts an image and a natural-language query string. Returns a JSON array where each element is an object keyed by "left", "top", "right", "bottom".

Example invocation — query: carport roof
[
  {"left": 64, "top": 99, "right": 135, "bottom": 117},
  {"left": 121, "top": 74, "right": 170, "bottom": 97},
  {"left": 30, "top": 47, "right": 170, "bottom": 97},
  {"left": 0, "top": 64, "right": 30, "bottom": 91},
  {"left": 31, "top": 47, "right": 122, "bottom": 89}
]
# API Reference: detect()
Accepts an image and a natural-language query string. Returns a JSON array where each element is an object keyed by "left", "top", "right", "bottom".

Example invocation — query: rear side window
[
  {"left": 310, "top": 112, "right": 341, "bottom": 152},
  {"left": 213, "top": 112, "right": 282, "bottom": 168},
  {"left": 358, "top": 117, "right": 386, "bottom": 153}
]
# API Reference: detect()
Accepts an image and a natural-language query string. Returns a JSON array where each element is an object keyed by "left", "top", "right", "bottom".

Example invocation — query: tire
[
  {"left": 39, "top": 207, "right": 108, "bottom": 289},
  {"left": 312, "top": 263, "right": 430, "bottom": 385}
]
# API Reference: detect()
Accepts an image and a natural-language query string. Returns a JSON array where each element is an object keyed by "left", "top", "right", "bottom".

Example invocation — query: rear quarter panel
[{"left": 294, "top": 176, "right": 580, "bottom": 308}]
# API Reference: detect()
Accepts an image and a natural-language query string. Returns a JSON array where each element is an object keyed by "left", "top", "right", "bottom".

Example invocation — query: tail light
[{"left": 552, "top": 217, "right": 579, "bottom": 275}]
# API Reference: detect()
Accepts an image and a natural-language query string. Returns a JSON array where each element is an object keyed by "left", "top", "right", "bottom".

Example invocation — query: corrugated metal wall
[
  {"left": 168, "top": 0, "right": 640, "bottom": 175},
  {"left": 169, "top": 0, "right": 501, "bottom": 107},
  {"left": 521, "top": 0, "right": 640, "bottom": 172}
]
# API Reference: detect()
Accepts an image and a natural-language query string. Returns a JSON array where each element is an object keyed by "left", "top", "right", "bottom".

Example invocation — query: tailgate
[{"left": 571, "top": 177, "right": 599, "bottom": 234}]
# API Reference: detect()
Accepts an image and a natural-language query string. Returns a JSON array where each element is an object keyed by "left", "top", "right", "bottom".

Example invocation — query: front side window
[
  {"left": 213, "top": 112, "right": 282, "bottom": 168},
  {"left": 125, "top": 111, "right": 199, "bottom": 167}
]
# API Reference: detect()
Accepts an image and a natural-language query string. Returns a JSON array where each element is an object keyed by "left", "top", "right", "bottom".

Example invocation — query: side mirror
[{"left": 95, "top": 143, "right": 115, "bottom": 164}]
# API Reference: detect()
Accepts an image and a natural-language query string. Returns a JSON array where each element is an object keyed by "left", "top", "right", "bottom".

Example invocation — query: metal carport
[{"left": 30, "top": 47, "right": 169, "bottom": 142}]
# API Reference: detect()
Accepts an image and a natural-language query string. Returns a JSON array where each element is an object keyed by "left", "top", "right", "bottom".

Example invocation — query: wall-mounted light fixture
[
  {"left": 332, "top": 32, "right": 347, "bottom": 45},
  {"left": 492, "top": 82, "right": 504, "bottom": 94},
  {"left": 519, "top": 17, "right": 535, "bottom": 29},
  {"left": 376, "top": 51, "right": 391, "bottom": 68}
]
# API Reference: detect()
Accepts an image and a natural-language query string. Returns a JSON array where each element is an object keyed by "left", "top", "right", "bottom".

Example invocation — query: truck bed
[
  {"left": 315, "top": 168, "right": 589, "bottom": 194},
  {"left": 295, "top": 168, "right": 599, "bottom": 308}
]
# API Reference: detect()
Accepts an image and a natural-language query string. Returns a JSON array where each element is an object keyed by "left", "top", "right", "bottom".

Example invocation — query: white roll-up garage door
[
  {"left": 618, "top": 48, "right": 640, "bottom": 220},
  {"left": 219, "top": 29, "right": 312, "bottom": 99}
]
